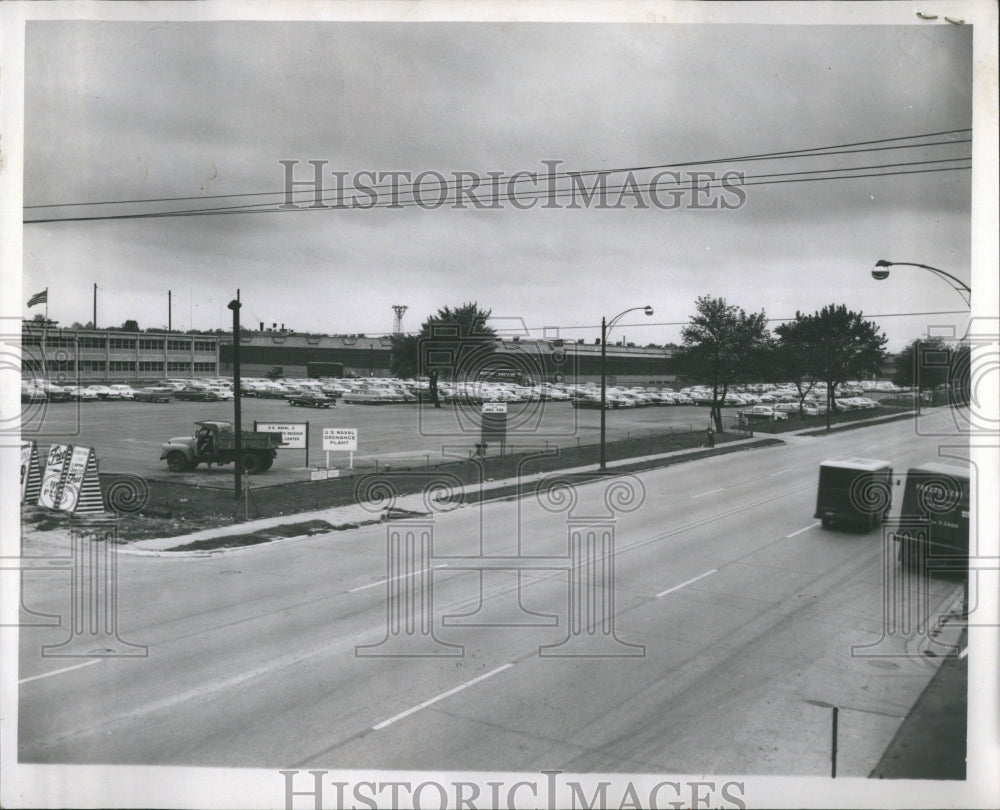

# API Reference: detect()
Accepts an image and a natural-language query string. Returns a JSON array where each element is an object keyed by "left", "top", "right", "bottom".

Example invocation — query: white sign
[
  {"left": 38, "top": 443, "right": 72, "bottom": 510},
  {"left": 256, "top": 422, "right": 307, "bottom": 449},
  {"left": 482, "top": 402, "right": 508, "bottom": 414},
  {"left": 323, "top": 428, "right": 357, "bottom": 451},
  {"left": 59, "top": 446, "right": 92, "bottom": 513},
  {"left": 310, "top": 468, "right": 329, "bottom": 481},
  {"left": 20, "top": 442, "right": 32, "bottom": 499}
]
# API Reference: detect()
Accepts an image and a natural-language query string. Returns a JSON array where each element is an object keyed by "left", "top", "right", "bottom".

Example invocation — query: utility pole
[{"left": 228, "top": 298, "right": 243, "bottom": 502}]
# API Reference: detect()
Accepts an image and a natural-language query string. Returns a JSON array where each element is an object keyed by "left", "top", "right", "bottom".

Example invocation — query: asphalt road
[
  {"left": 21, "top": 397, "right": 723, "bottom": 482},
  {"left": 17, "top": 410, "right": 968, "bottom": 776}
]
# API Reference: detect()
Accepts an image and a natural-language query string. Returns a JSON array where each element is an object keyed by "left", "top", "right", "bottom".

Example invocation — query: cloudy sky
[{"left": 20, "top": 15, "right": 976, "bottom": 350}]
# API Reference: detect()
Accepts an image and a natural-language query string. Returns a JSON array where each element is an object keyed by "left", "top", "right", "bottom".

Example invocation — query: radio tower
[{"left": 392, "top": 304, "right": 408, "bottom": 335}]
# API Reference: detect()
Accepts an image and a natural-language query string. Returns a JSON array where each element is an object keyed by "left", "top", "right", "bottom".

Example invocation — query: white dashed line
[
  {"left": 656, "top": 569, "right": 718, "bottom": 598},
  {"left": 349, "top": 564, "right": 448, "bottom": 593},
  {"left": 373, "top": 663, "right": 514, "bottom": 730},
  {"left": 19, "top": 659, "right": 102, "bottom": 684},
  {"left": 786, "top": 522, "right": 821, "bottom": 538}
]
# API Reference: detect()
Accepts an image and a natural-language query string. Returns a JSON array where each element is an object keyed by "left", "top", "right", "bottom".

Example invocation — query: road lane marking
[
  {"left": 372, "top": 663, "right": 513, "bottom": 730},
  {"left": 19, "top": 659, "right": 101, "bottom": 684},
  {"left": 656, "top": 569, "right": 718, "bottom": 598},
  {"left": 691, "top": 487, "right": 724, "bottom": 499},
  {"left": 786, "top": 522, "right": 821, "bottom": 538},
  {"left": 349, "top": 564, "right": 448, "bottom": 593},
  {"left": 768, "top": 468, "right": 794, "bottom": 477}
]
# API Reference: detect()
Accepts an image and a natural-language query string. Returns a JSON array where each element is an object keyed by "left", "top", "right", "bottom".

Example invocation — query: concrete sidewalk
[{"left": 870, "top": 632, "right": 969, "bottom": 780}]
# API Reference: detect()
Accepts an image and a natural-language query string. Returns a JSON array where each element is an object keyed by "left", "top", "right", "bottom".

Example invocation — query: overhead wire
[{"left": 24, "top": 129, "right": 971, "bottom": 223}]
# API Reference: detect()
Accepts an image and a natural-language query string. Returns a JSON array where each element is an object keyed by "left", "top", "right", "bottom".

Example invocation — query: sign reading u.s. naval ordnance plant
[{"left": 322, "top": 428, "right": 358, "bottom": 451}]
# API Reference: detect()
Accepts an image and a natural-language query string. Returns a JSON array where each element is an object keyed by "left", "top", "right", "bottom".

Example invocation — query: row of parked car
[
  {"left": 19, "top": 379, "right": 236, "bottom": 403},
  {"left": 21, "top": 375, "right": 898, "bottom": 411}
]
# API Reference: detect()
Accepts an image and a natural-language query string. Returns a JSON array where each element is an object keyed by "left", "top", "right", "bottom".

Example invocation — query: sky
[{"left": 19, "top": 17, "right": 976, "bottom": 351}]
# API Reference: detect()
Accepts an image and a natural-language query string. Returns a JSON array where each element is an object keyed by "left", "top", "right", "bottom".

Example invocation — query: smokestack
[{"left": 259, "top": 321, "right": 264, "bottom": 332}]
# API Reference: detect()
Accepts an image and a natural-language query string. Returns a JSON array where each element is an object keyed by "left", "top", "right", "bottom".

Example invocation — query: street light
[
  {"left": 872, "top": 260, "right": 970, "bottom": 417},
  {"left": 871, "top": 260, "right": 971, "bottom": 307},
  {"left": 599, "top": 305, "right": 654, "bottom": 472}
]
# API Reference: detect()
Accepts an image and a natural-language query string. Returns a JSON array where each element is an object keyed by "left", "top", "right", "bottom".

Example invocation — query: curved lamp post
[
  {"left": 599, "top": 305, "right": 654, "bottom": 472},
  {"left": 872, "top": 260, "right": 971, "bottom": 307},
  {"left": 872, "top": 260, "right": 970, "bottom": 417}
]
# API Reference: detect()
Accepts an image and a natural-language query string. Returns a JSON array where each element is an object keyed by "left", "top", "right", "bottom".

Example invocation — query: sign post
[
  {"left": 481, "top": 402, "right": 508, "bottom": 456},
  {"left": 323, "top": 428, "right": 358, "bottom": 470}
]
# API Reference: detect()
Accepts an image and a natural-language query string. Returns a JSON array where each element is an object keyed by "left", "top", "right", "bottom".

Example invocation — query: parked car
[
  {"left": 774, "top": 402, "right": 820, "bottom": 417},
  {"left": 739, "top": 405, "right": 789, "bottom": 422},
  {"left": 134, "top": 386, "right": 174, "bottom": 403},
  {"left": 64, "top": 385, "right": 99, "bottom": 401},
  {"left": 107, "top": 384, "right": 138, "bottom": 400},
  {"left": 21, "top": 383, "right": 45, "bottom": 403},
  {"left": 287, "top": 391, "right": 334, "bottom": 408},
  {"left": 84, "top": 384, "right": 115, "bottom": 400},
  {"left": 35, "top": 382, "right": 72, "bottom": 402},
  {"left": 173, "top": 386, "right": 220, "bottom": 401}
]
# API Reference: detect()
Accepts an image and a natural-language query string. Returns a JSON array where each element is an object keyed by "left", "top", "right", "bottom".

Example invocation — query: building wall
[{"left": 21, "top": 322, "right": 220, "bottom": 383}]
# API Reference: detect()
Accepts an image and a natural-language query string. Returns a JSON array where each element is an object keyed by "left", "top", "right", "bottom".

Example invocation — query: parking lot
[{"left": 21, "top": 395, "right": 726, "bottom": 485}]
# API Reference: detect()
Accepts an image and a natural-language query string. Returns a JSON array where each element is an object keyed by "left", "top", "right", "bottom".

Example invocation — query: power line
[
  {"left": 24, "top": 129, "right": 970, "bottom": 221},
  {"left": 24, "top": 162, "right": 971, "bottom": 224}
]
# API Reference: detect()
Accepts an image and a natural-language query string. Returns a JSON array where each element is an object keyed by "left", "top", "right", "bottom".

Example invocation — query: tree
[
  {"left": 679, "top": 295, "right": 771, "bottom": 432},
  {"left": 121, "top": 319, "right": 140, "bottom": 332},
  {"left": 771, "top": 322, "right": 821, "bottom": 413},
  {"left": 390, "top": 302, "right": 495, "bottom": 380},
  {"left": 892, "top": 338, "right": 950, "bottom": 391},
  {"left": 265, "top": 366, "right": 284, "bottom": 381},
  {"left": 776, "top": 305, "right": 887, "bottom": 415}
]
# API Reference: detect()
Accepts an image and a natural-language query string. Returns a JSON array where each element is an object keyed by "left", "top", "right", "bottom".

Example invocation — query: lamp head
[
  {"left": 643, "top": 306, "right": 654, "bottom": 316},
  {"left": 871, "top": 261, "right": 891, "bottom": 281}
]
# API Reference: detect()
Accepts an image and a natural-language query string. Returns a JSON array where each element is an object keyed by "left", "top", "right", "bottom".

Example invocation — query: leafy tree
[
  {"left": 776, "top": 305, "right": 887, "bottom": 414},
  {"left": 679, "top": 295, "right": 771, "bottom": 432},
  {"left": 121, "top": 319, "right": 140, "bottom": 332},
  {"left": 771, "top": 322, "right": 822, "bottom": 412},
  {"left": 893, "top": 338, "right": 950, "bottom": 391},
  {"left": 390, "top": 302, "right": 496, "bottom": 406},
  {"left": 265, "top": 366, "right": 284, "bottom": 380}
]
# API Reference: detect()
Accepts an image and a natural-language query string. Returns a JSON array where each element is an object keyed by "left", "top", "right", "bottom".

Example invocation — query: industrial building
[
  {"left": 20, "top": 321, "right": 220, "bottom": 384},
  {"left": 20, "top": 320, "right": 678, "bottom": 386}
]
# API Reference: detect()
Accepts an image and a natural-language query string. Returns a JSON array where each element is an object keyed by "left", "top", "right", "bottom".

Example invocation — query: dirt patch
[{"left": 166, "top": 519, "right": 342, "bottom": 551}]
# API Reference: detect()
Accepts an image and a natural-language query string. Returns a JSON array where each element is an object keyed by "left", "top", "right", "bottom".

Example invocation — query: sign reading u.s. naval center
[{"left": 255, "top": 422, "right": 307, "bottom": 449}]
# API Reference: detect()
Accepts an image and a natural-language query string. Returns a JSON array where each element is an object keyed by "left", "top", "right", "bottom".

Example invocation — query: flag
[{"left": 27, "top": 289, "right": 48, "bottom": 308}]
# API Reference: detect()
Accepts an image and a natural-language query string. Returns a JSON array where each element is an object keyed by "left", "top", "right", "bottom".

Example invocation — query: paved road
[{"left": 17, "top": 410, "right": 968, "bottom": 776}]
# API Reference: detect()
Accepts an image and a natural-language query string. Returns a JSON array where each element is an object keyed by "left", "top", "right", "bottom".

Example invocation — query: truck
[
  {"left": 896, "top": 462, "right": 970, "bottom": 577},
  {"left": 160, "top": 420, "right": 282, "bottom": 474},
  {"left": 814, "top": 457, "right": 894, "bottom": 531}
]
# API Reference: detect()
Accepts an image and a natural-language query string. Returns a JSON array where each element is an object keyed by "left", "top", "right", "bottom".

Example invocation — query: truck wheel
[
  {"left": 241, "top": 452, "right": 265, "bottom": 475},
  {"left": 260, "top": 456, "right": 274, "bottom": 471},
  {"left": 166, "top": 451, "right": 190, "bottom": 472}
]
